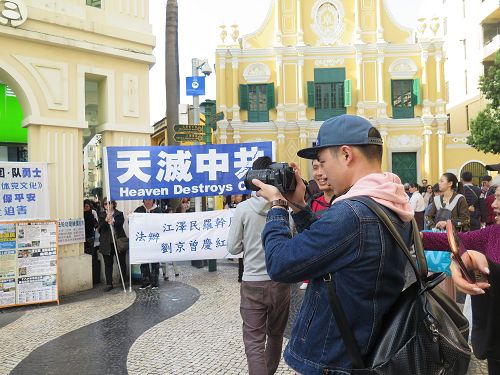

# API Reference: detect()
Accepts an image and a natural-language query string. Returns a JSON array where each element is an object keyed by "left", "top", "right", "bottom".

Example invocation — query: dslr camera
[{"left": 244, "top": 162, "right": 296, "bottom": 193}]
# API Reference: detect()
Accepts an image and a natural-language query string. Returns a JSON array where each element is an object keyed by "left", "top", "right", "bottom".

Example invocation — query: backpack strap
[
  {"left": 433, "top": 195, "right": 443, "bottom": 210},
  {"left": 445, "top": 194, "right": 462, "bottom": 211},
  {"left": 324, "top": 196, "right": 428, "bottom": 369}
]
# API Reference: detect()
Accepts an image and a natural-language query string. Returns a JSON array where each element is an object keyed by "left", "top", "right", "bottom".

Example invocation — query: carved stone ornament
[
  {"left": 0, "top": 0, "right": 27, "bottom": 27},
  {"left": 311, "top": 0, "right": 345, "bottom": 45},
  {"left": 389, "top": 58, "right": 418, "bottom": 79},
  {"left": 315, "top": 58, "right": 345, "bottom": 67},
  {"left": 387, "top": 135, "right": 423, "bottom": 149},
  {"left": 243, "top": 63, "right": 271, "bottom": 84}
]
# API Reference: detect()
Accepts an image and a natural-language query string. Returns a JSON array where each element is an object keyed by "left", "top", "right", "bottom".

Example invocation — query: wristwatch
[{"left": 271, "top": 199, "right": 289, "bottom": 209}]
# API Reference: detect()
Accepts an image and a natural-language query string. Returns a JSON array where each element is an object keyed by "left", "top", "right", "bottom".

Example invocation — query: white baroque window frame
[
  {"left": 388, "top": 58, "right": 418, "bottom": 79},
  {"left": 243, "top": 63, "right": 271, "bottom": 84}
]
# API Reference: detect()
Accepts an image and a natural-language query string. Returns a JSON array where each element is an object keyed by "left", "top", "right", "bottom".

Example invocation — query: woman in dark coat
[{"left": 98, "top": 199, "right": 127, "bottom": 292}]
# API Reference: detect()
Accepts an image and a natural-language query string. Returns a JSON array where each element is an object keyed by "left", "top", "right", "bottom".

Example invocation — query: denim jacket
[{"left": 262, "top": 199, "right": 412, "bottom": 375}]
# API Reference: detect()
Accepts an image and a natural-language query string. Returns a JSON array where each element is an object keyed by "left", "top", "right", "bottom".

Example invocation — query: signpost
[
  {"left": 173, "top": 132, "right": 204, "bottom": 143},
  {"left": 173, "top": 124, "right": 204, "bottom": 133}
]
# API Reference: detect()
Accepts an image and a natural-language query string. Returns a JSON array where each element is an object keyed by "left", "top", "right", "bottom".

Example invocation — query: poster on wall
[
  {"left": 0, "top": 221, "right": 58, "bottom": 308},
  {"left": 57, "top": 219, "right": 85, "bottom": 246},
  {"left": 0, "top": 162, "right": 50, "bottom": 222},
  {"left": 0, "top": 224, "right": 17, "bottom": 281},
  {"left": 0, "top": 278, "right": 16, "bottom": 306}
]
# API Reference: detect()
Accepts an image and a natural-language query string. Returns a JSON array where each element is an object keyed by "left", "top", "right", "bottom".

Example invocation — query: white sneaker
[{"left": 299, "top": 282, "right": 308, "bottom": 290}]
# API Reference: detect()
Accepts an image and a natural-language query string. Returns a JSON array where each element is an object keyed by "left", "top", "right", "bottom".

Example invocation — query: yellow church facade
[{"left": 215, "top": 0, "right": 498, "bottom": 184}]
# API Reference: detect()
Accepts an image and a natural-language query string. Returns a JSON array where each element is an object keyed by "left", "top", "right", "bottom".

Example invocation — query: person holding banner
[
  {"left": 98, "top": 199, "right": 127, "bottom": 292},
  {"left": 134, "top": 199, "right": 163, "bottom": 290},
  {"left": 227, "top": 156, "right": 291, "bottom": 375}
]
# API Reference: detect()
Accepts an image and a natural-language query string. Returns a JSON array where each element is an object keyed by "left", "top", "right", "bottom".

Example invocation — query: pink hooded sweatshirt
[{"left": 333, "top": 172, "right": 414, "bottom": 222}]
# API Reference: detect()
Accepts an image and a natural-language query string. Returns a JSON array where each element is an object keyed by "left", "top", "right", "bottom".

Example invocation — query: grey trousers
[{"left": 240, "top": 280, "right": 291, "bottom": 375}]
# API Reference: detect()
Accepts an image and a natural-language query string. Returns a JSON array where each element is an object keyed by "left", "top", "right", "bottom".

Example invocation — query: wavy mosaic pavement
[
  {"left": 0, "top": 287, "right": 136, "bottom": 375},
  {"left": 0, "top": 261, "right": 489, "bottom": 375},
  {"left": 10, "top": 283, "right": 199, "bottom": 375}
]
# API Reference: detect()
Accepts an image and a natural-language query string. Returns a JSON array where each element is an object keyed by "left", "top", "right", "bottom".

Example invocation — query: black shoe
[
  {"left": 163, "top": 276, "right": 169, "bottom": 281},
  {"left": 104, "top": 285, "right": 113, "bottom": 292},
  {"left": 139, "top": 283, "right": 151, "bottom": 290},
  {"left": 175, "top": 273, "right": 179, "bottom": 277}
]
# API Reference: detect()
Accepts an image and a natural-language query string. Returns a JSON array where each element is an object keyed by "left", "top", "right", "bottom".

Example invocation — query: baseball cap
[
  {"left": 297, "top": 115, "right": 383, "bottom": 159},
  {"left": 485, "top": 163, "right": 500, "bottom": 172}
]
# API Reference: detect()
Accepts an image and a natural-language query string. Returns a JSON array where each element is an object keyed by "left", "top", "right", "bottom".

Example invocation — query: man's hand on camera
[
  {"left": 253, "top": 180, "right": 284, "bottom": 203},
  {"left": 284, "top": 162, "right": 307, "bottom": 210}
]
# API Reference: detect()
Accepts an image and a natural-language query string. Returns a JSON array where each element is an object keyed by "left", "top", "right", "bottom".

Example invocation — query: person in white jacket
[{"left": 227, "top": 156, "right": 291, "bottom": 375}]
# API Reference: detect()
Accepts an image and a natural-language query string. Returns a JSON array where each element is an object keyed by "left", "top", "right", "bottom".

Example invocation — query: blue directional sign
[{"left": 186, "top": 76, "right": 206, "bottom": 96}]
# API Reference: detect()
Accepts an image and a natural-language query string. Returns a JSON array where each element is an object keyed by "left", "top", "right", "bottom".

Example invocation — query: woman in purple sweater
[{"left": 422, "top": 188, "right": 500, "bottom": 374}]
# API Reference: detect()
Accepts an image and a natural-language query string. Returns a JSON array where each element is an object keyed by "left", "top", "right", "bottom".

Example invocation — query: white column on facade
[
  {"left": 376, "top": 0, "right": 385, "bottom": 42},
  {"left": 377, "top": 55, "right": 384, "bottom": 102},
  {"left": 218, "top": 56, "right": 226, "bottom": 114},
  {"left": 231, "top": 56, "right": 240, "bottom": 122},
  {"left": 354, "top": 0, "right": 362, "bottom": 42},
  {"left": 377, "top": 53, "right": 387, "bottom": 117},
  {"left": 274, "top": 0, "right": 282, "bottom": 46},
  {"left": 435, "top": 52, "right": 441, "bottom": 95},
  {"left": 437, "top": 127, "right": 446, "bottom": 176},
  {"left": 276, "top": 55, "right": 285, "bottom": 121},
  {"left": 423, "top": 127, "right": 432, "bottom": 177},
  {"left": 355, "top": 51, "right": 364, "bottom": 115},
  {"left": 297, "top": 0, "right": 304, "bottom": 45},
  {"left": 421, "top": 49, "right": 431, "bottom": 117},
  {"left": 218, "top": 121, "right": 229, "bottom": 144},
  {"left": 434, "top": 51, "right": 446, "bottom": 116},
  {"left": 297, "top": 55, "right": 307, "bottom": 120}
]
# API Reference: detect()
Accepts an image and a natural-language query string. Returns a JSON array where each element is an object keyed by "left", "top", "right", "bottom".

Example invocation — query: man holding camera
[
  {"left": 252, "top": 115, "right": 414, "bottom": 374},
  {"left": 228, "top": 156, "right": 291, "bottom": 375}
]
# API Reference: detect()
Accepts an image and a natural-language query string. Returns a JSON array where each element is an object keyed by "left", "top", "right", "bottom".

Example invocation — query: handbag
[
  {"left": 114, "top": 235, "right": 129, "bottom": 254},
  {"left": 324, "top": 196, "right": 471, "bottom": 375}
]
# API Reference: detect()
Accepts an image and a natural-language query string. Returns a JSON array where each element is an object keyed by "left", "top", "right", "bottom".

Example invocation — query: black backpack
[{"left": 324, "top": 196, "right": 471, "bottom": 374}]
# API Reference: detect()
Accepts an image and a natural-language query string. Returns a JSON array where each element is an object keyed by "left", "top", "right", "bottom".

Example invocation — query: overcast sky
[{"left": 148, "top": 0, "right": 423, "bottom": 124}]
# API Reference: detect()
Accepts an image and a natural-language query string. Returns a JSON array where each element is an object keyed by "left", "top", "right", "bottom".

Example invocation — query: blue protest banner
[
  {"left": 103, "top": 142, "right": 274, "bottom": 201},
  {"left": 186, "top": 76, "right": 205, "bottom": 96}
]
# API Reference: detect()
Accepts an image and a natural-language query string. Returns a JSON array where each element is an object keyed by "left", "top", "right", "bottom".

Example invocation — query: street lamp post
[{"left": 190, "top": 58, "right": 216, "bottom": 272}]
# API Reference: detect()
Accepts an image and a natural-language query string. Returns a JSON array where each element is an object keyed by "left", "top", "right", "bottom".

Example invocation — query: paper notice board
[{"left": 0, "top": 221, "right": 58, "bottom": 308}]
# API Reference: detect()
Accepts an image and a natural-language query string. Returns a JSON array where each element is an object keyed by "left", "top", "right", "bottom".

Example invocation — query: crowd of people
[
  {"left": 82, "top": 198, "right": 181, "bottom": 292},
  {"left": 81, "top": 114, "right": 499, "bottom": 374},
  {"left": 228, "top": 115, "right": 499, "bottom": 374}
]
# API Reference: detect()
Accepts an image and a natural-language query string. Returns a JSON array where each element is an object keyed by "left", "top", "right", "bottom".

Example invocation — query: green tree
[{"left": 467, "top": 52, "right": 500, "bottom": 154}]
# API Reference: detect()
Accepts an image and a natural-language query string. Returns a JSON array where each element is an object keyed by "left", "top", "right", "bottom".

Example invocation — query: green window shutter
[
  {"left": 314, "top": 68, "right": 345, "bottom": 83},
  {"left": 266, "top": 83, "right": 275, "bottom": 109},
  {"left": 412, "top": 78, "right": 421, "bottom": 105},
  {"left": 307, "top": 81, "right": 315, "bottom": 107},
  {"left": 239, "top": 84, "right": 248, "bottom": 110},
  {"left": 344, "top": 79, "right": 352, "bottom": 107}
]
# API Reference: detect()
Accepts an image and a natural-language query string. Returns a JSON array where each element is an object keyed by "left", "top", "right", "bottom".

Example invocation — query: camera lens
[{"left": 244, "top": 170, "right": 271, "bottom": 191}]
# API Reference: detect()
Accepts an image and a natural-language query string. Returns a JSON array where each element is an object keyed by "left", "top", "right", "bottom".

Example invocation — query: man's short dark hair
[
  {"left": 409, "top": 183, "right": 419, "bottom": 189},
  {"left": 252, "top": 156, "right": 273, "bottom": 170},
  {"left": 482, "top": 175, "right": 492, "bottom": 182},
  {"left": 328, "top": 128, "right": 383, "bottom": 162},
  {"left": 461, "top": 171, "right": 473, "bottom": 182}
]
